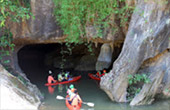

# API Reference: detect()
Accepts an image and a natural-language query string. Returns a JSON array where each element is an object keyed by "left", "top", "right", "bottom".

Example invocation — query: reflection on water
[
  {"left": 38, "top": 75, "right": 170, "bottom": 110},
  {"left": 48, "top": 86, "right": 55, "bottom": 94}
]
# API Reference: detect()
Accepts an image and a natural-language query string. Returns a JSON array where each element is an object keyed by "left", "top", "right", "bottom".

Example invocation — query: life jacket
[
  {"left": 96, "top": 72, "right": 100, "bottom": 77},
  {"left": 70, "top": 94, "right": 82, "bottom": 106}
]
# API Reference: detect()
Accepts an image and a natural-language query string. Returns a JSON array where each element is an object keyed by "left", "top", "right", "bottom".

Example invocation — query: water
[{"left": 36, "top": 74, "right": 170, "bottom": 110}]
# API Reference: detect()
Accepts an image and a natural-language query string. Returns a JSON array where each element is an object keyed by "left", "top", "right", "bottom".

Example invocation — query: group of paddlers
[
  {"left": 47, "top": 69, "right": 107, "bottom": 84},
  {"left": 47, "top": 70, "right": 82, "bottom": 106},
  {"left": 46, "top": 70, "right": 107, "bottom": 107},
  {"left": 47, "top": 70, "right": 72, "bottom": 84},
  {"left": 96, "top": 69, "right": 107, "bottom": 77}
]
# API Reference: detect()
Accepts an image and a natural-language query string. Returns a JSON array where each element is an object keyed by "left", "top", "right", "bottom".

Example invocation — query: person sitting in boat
[
  {"left": 67, "top": 85, "right": 82, "bottom": 106},
  {"left": 58, "top": 73, "right": 63, "bottom": 82},
  {"left": 47, "top": 70, "right": 57, "bottom": 84},
  {"left": 96, "top": 71, "right": 102, "bottom": 77},
  {"left": 96, "top": 70, "right": 107, "bottom": 77},
  {"left": 101, "top": 69, "right": 107, "bottom": 76},
  {"left": 62, "top": 72, "right": 69, "bottom": 81},
  {"left": 67, "top": 84, "right": 76, "bottom": 94}
]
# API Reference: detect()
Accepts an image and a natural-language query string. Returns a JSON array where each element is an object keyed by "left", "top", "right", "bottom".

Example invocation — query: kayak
[
  {"left": 88, "top": 73, "right": 101, "bottom": 81},
  {"left": 45, "top": 75, "right": 81, "bottom": 86},
  {"left": 65, "top": 95, "right": 82, "bottom": 110}
]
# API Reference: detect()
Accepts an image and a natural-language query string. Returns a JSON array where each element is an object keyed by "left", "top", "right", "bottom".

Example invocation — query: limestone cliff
[{"left": 100, "top": 0, "right": 170, "bottom": 103}]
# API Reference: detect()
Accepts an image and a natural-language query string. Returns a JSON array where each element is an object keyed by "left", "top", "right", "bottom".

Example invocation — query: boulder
[
  {"left": 0, "top": 64, "right": 42, "bottom": 110},
  {"left": 96, "top": 43, "right": 113, "bottom": 70},
  {"left": 75, "top": 54, "right": 97, "bottom": 71}
]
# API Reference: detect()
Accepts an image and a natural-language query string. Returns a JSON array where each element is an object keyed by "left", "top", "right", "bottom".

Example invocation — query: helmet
[
  {"left": 49, "top": 70, "right": 52, "bottom": 74},
  {"left": 65, "top": 73, "right": 68, "bottom": 77},
  {"left": 69, "top": 84, "right": 74, "bottom": 89}
]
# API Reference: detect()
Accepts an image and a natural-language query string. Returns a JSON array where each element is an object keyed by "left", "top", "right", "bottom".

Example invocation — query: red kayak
[
  {"left": 45, "top": 76, "right": 81, "bottom": 86},
  {"left": 88, "top": 73, "right": 101, "bottom": 81},
  {"left": 65, "top": 95, "right": 82, "bottom": 110}
]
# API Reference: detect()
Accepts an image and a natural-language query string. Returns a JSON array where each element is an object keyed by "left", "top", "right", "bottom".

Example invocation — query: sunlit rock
[
  {"left": 100, "top": 0, "right": 170, "bottom": 103},
  {"left": 0, "top": 64, "right": 42, "bottom": 110},
  {"left": 130, "top": 49, "right": 170, "bottom": 105}
]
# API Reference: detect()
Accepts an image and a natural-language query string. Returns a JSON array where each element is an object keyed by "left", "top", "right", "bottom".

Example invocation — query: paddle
[{"left": 56, "top": 95, "right": 95, "bottom": 107}]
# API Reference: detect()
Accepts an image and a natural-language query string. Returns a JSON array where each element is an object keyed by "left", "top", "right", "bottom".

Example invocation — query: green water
[{"left": 37, "top": 74, "right": 170, "bottom": 110}]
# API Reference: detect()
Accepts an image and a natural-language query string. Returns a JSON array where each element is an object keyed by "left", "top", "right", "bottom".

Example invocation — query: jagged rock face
[
  {"left": 8, "top": 0, "right": 129, "bottom": 45},
  {"left": 126, "top": 0, "right": 136, "bottom": 6},
  {"left": 0, "top": 64, "right": 42, "bottom": 110},
  {"left": 100, "top": 0, "right": 170, "bottom": 102},
  {"left": 130, "top": 70, "right": 165, "bottom": 106},
  {"left": 96, "top": 43, "right": 113, "bottom": 70},
  {"left": 7, "top": 0, "right": 128, "bottom": 72},
  {"left": 30, "top": 0, "right": 62, "bottom": 38},
  {"left": 10, "top": 0, "right": 63, "bottom": 45},
  {"left": 130, "top": 50, "right": 170, "bottom": 106}
]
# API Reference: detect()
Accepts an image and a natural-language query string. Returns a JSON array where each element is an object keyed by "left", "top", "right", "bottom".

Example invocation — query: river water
[{"left": 36, "top": 73, "right": 170, "bottom": 110}]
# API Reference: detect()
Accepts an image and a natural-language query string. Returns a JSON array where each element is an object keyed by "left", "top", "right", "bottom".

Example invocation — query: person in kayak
[
  {"left": 67, "top": 84, "right": 76, "bottom": 94},
  {"left": 62, "top": 72, "right": 69, "bottom": 81},
  {"left": 96, "top": 71, "right": 101, "bottom": 77},
  {"left": 58, "top": 73, "right": 63, "bottom": 82},
  {"left": 47, "top": 70, "right": 57, "bottom": 84},
  {"left": 101, "top": 69, "right": 107, "bottom": 76},
  {"left": 67, "top": 84, "right": 82, "bottom": 106},
  {"left": 96, "top": 69, "right": 107, "bottom": 77}
]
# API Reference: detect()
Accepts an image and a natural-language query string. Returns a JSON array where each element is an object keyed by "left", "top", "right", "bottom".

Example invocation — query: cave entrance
[{"left": 17, "top": 43, "right": 101, "bottom": 86}]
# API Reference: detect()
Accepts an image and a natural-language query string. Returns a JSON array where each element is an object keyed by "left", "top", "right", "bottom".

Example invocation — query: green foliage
[
  {"left": 0, "top": 1, "right": 32, "bottom": 87},
  {"left": 0, "top": 0, "right": 31, "bottom": 66},
  {"left": 127, "top": 87, "right": 141, "bottom": 101},
  {"left": 128, "top": 74, "right": 150, "bottom": 85},
  {"left": 53, "top": 0, "right": 134, "bottom": 44},
  {"left": 0, "top": 29, "right": 14, "bottom": 63},
  {"left": 127, "top": 73, "right": 150, "bottom": 101},
  {"left": 59, "top": 43, "right": 72, "bottom": 71},
  {"left": 0, "top": 0, "right": 31, "bottom": 26}
]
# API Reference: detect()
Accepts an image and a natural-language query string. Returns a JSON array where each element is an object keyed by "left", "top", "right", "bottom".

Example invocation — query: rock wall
[
  {"left": 100, "top": 0, "right": 170, "bottom": 102},
  {"left": 9, "top": 0, "right": 63, "bottom": 45},
  {"left": 0, "top": 64, "right": 42, "bottom": 110},
  {"left": 7, "top": 0, "right": 129, "bottom": 46},
  {"left": 130, "top": 49, "right": 170, "bottom": 106},
  {"left": 96, "top": 43, "right": 113, "bottom": 70}
]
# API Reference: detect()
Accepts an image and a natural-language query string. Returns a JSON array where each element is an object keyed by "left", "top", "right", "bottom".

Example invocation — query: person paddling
[
  {"left": 67, "top": 84, "right": 82, "bottom": 107},
  {"left": 67, "top": 84, "right": 76, "bottom": 94},
  {"left": 47, "top": 70, "right": 57, "bottom": 84}
]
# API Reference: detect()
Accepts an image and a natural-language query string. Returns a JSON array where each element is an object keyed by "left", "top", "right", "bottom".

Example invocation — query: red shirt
[{"left": 48, "top": 75, "right": 56, "bottom": 84}]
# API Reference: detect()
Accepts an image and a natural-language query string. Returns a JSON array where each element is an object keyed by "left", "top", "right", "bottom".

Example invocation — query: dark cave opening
[{"left": 17, "top": 43, "right": 102, "bottom": 85}]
